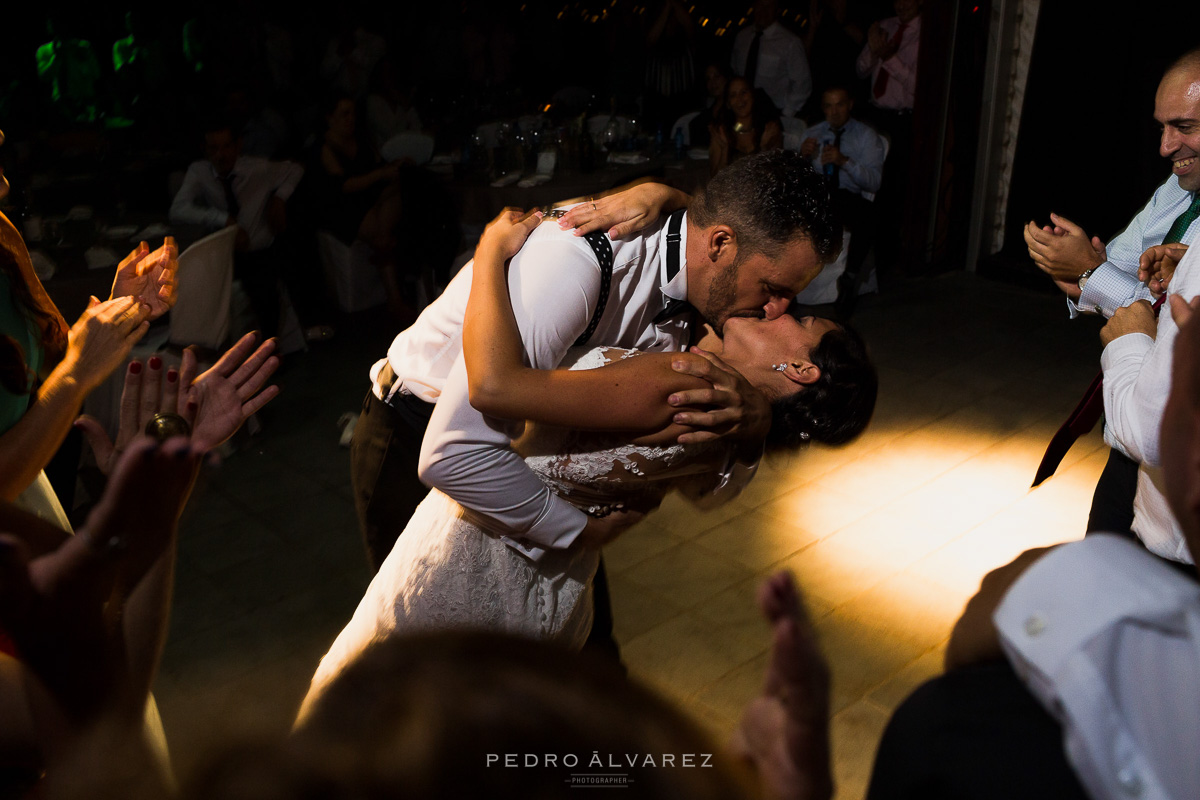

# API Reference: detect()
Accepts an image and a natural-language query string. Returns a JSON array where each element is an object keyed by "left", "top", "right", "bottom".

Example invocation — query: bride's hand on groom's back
[
  {"left": 479, "top": 209, "right": 544, "bottom": 262},
  {"left": 577, "top": 509, "right": 647, "bottom": 548},
  {"left": 668, "top": 348, "right": 772, "bottom": 445},
  {"left": 556, "top": 183, "right": 691, "bottom": 240}
]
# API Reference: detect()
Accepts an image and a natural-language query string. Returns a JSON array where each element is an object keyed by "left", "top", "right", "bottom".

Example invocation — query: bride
[{"left": 299, "top": 208, "right": 877, "bottom": 719}]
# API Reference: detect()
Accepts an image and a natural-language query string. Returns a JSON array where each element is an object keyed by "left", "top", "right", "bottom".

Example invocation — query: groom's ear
[{"left": 707, "top": 225, "right": 737, "bottom": 264}]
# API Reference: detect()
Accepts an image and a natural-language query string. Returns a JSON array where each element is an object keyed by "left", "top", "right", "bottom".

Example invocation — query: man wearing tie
[
  {"left": 169, "top": 117, "right": 304, "bottom": 338},
  {"left": 801, "top": 86, "right": 886, "bottom": 312},
  {"left": 855, "top": 0, "right": 921, "bottom": 272},
  {"left": 730, "top": 0, "right": 813, "bottom": 119},
  {"left": 1026, "top": 48, "right": 1200, "bottom": 551}
]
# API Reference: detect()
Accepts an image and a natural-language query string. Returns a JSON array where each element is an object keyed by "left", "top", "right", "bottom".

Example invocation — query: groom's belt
[{"left": 375, "top": 362, "right": 434, "bottom": 425}]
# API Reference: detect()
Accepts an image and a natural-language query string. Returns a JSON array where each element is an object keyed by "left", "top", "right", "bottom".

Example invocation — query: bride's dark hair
[{"left": 766, "top": 316, "right": 877, "bottom": 450}]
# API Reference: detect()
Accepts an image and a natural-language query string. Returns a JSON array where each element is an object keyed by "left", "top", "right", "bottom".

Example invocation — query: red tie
[
  {"left": 873, "top": 22, "right": 908, "bottom": 99},
  {"left": 1031, "top": 295, "right": 1166, "bottom": 487}
]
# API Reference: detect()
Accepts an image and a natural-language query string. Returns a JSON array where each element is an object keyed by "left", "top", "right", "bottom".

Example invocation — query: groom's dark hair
[{"left": 688, "top": 150, "right": 842, "bottom": 263}]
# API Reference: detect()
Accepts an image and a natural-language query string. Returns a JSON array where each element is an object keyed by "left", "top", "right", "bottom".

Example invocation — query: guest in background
[
  {"left": 855, "top": 0, "right": 921, "bottom": 270},
  {"left": 365, "top": 58, "right": 423, "bottom": 153},
  {"left": 803, "top": 0, "right": 870, "bottom": 102},
  {"left": 169, "top": 117, "right": 320, "bottom": 341},
  {"left": 1, "top": 128, "right": 175, "bottom": 524},
  {"left": 801, "top": 85, "right": 886, "bottom": 313},
  {"left": 644, "top": 0, "right": 697, "bottom": 134},
  {"left": 709, "top": 77, "right": 783, "bottom": 175},
  {"left": 688, "top": 61, "right": 730, "bottom": 149},
  {"left": 731, "top": 0, "right": 813, "bottom": 120}
]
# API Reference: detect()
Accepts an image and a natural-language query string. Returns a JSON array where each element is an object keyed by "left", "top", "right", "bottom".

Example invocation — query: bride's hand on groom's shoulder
[{"left": 480, "top": 209, "right": 544, "bottom": 261}]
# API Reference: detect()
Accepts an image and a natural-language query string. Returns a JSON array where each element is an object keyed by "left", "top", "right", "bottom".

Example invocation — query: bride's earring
[{"left": 773, "top": 363, "right": 789, "bottom": 372}]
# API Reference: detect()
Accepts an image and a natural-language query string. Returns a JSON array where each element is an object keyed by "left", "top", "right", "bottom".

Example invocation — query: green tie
[{"left": 1164, "top": 192, "right": 1200, "bottom": 244}]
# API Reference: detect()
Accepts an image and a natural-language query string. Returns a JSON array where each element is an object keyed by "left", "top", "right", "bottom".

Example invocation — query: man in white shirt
[
  {"left": 349, "top": 152, "right": 840, "bottom": 655},
  {"left": 169, "top": 118, "right": 304, "bottom": 338},
  {"left": 1026, "top": 50, "right": 1200, "bottom": 541},
  {"left": 730, "top": 0, "right": 812, "bottom": 119}
]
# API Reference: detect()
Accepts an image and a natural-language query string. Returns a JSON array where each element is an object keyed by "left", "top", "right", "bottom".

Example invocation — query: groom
[{"left": 350, "top": 150, "right": 840, "bottom": 582}]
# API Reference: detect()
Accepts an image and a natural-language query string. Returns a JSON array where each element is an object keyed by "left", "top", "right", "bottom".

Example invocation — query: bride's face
[{"left": 720, "top": 314, "right": 840, "bottom": 397}]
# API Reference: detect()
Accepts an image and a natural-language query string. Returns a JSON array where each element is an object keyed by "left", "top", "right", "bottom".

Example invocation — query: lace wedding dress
[{"left": 300, "top": 348, "right": 731, "bottom": 717}]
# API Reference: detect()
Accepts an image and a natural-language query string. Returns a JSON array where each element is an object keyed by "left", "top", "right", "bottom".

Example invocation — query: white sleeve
[
  {"left": 855, "top": 40, "right": 877, "bottom": 78},
  {"left": 270, "top": 160, "right": 304, "bottom": 201},
  {"left": 841, "top": 130, "right": 886, "bottom": 194},
  {"left": 417, "top": 233, "right": 601, "bottom": 555},
  {"left": 883, "top": 33, "right": 919, "bottom": 96},
  {"left": 785, "top": 39, "right": 812, "bottom": 116},
  {"left": 1101, "top": 244, "right": 1200, "bottom": 465},
  {"left": 995, "top": 535, "right": 1200, "bottom": 800},
  {"left": 168, "top": 163, "right": 228, "bottom": 230}
]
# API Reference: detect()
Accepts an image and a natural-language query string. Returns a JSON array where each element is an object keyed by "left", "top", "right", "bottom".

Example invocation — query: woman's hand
[
  {"left": 63, "top": 297, "right": 151, "bottom": 394},
  {"left": 184, "top": 332, "right": 281, "bottom": 451},
  {"left": 0, "top": 438, "right": 201, "bottom": 724},
  {"left": 555, "top": 182, "right": 691, "bottom": 240},
  {"left": 109, "top": 238, "right": 178, "bottom": 320},
  {"left": 75, "top": 333, "right": 281, "bottom": 473},
  {"left": 478, "top": 209, "right": 544, "bottom": 262}
]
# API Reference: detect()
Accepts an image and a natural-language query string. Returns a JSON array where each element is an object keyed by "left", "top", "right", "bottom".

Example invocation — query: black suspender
[{"left": 573, "top": 230, "right": 614, "bottom": 348}]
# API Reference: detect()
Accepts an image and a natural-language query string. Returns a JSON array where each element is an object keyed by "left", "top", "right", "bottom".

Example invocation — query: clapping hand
[
  {"left": 75, "top": 333, "right": 281, "bottom": 474},
  {"left": 730, "top": 571, "right": 833, "bottom": 800},
  {"left": 0, "top": 438, "right": 201, "bottom": 723},
  {"left": 1023, "top": 214, "right": 1106, "bottom": 299},
  {"left": 110, "top": 238, "right": 178, "bottom": 320}
]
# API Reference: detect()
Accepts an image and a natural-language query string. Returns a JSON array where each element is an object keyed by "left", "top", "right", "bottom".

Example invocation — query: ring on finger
[{"left": 145, "top": 412, "right": 192, "bottom": 442}]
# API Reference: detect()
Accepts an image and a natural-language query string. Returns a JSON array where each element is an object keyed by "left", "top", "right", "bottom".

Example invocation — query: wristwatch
[{"left": 1077, "top": 267, "right": 1096, "bottom": 292}]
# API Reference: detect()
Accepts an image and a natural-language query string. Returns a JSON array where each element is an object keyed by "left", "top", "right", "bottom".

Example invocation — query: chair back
[
  {"left": 670, "top": 111, "right": 701, "bottom": 147},
  {"left": 862, "top": 130, "right": 891, "bottom": 202},
  {"left": 169, "top": 226, "right": 238, "bottom": 350},
  {"left": 381, "top": 132, "right": 435, "bottom": 165},
  {"left": 316, "top": 231, "right": 387, "bottom": 313}
]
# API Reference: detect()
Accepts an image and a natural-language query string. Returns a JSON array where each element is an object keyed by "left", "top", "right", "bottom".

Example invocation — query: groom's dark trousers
[{"left": 349, "top": 386, "right": 621, "bottom": 662}]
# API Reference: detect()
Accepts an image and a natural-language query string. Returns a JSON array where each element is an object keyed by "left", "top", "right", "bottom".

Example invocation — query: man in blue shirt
[{"left": 801, "top": 85, "right": 887, "bottom": 312}]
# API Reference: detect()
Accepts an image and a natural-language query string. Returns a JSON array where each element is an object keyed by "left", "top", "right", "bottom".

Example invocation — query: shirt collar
[{"left": 659, "top": 210, "right": 688, "bottom": 302}]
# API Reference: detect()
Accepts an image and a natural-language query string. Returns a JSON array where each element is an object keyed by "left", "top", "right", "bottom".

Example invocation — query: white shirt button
[
  {"left": 1024, "top": 613, "right": 1047, "bottom": 637},
  {"left": 1116, "top": 766, "right": 1142, "bottom": 796}
]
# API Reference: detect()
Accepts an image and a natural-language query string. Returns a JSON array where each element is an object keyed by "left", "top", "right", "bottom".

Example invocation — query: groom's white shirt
[{"left": 370, "top": 212, "right": 719, "bottom": 558}]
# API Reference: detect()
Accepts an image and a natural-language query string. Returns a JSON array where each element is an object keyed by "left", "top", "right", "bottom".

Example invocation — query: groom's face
[{"left": 698, "top": 236, "right": 824, "bottom": 332}]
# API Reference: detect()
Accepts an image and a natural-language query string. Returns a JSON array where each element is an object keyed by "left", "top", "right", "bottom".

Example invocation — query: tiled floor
[{"left": 154, "top": 271, "right": 1109, "bottom": 796}]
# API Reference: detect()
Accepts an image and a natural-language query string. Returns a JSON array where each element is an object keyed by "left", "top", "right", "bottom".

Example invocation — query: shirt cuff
[
  {"left": 509, "top": 495, "right": 588, "bottom": 557},
  {"left": 995, "top": 536, "right": 1197, "bottom": 689},
  {"left": 1100, "top": 331, "right": 1153, "bottom": 373}
]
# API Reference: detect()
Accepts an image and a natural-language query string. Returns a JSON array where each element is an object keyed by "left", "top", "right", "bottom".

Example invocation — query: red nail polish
[
  {"left": 148, "top": 356, "right": 162, "bottom": 370},
  {"left": 129, "top": 361, "right": 142, "bottom": 375},
  {"left": 167, "top": 369, "right": 178, "bottom": 383}
]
